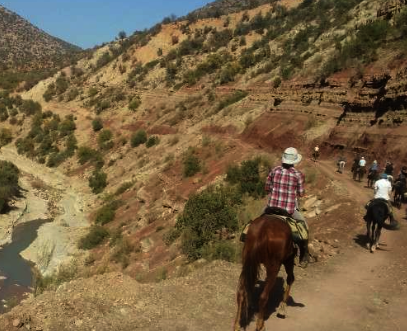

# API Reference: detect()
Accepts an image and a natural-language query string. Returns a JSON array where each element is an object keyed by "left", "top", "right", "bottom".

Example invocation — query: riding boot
[{"left": 299, "top": 240, "right": 310, "bottom": 268}]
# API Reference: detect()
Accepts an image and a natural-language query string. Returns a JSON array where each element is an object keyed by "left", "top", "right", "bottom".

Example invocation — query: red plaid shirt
[{"left": 265, "top": 166, "right": 305, "bottom": 214}]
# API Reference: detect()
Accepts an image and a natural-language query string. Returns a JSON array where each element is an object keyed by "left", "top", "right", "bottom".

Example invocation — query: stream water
[{"left": 0, "top": 219, "right": 49, "bottom": 313}]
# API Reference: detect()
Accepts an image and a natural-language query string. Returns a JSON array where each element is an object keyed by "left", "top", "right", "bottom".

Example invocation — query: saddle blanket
[{"left": 240, "top": 214, "right": 308, "bottom": 243}]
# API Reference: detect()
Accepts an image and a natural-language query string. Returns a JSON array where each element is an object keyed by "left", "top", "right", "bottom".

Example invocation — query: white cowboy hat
[{"left": 282, "top": 147, "right": 302, "bottom": 165}]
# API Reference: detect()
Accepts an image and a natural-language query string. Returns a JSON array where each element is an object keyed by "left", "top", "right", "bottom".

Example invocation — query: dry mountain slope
[{"left": 0, "top": 5, "right": 81, "bottom": 70}]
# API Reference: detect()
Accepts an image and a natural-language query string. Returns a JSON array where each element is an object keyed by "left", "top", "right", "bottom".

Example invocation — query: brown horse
[{"left": 234, "top": 215, "right": 296, "bottom": 331}]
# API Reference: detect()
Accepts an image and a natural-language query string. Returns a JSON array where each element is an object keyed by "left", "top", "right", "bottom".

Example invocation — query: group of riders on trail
[{"left": 242, "top": 147, "right": 405, "bottom": 269}]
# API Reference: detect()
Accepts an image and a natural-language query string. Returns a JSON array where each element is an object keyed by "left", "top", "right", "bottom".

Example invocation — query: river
[{"left": 0, "top": 219, "right": 49, "bottom": 313}]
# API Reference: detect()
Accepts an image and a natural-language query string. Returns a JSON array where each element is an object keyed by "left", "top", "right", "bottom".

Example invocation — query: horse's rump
[{"left": 366, "top": 199, "right": 388, "bottom": 226}]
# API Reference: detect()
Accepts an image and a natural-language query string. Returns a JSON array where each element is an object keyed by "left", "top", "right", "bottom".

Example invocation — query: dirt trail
[{"left": 258, "top": 159, "right": 407, "bottom": 331}]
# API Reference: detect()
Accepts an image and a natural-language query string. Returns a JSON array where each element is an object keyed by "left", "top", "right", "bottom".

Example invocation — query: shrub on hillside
[
  {"left": 78, "top": 225, "right": 109, "bottom": 250},
  {"left": 89, "top": 170, "right": 107, "bottom": 194},
  {"left": 226, "top": 158, "right": 265, "bottom": 197},
  {"left": 0, "top": 161, "right": 20, "bottom": 212},
  {"left": 92, "top": 118, "right": 103, "bottom": 132},
  {"left": 128, "top": 97, "right": 141, "bottom": 111},
  {"left": 95, "top": 200, "right": 122, "bottom": 225},
  {"left": 20, "top": 100, "right": 41, "bottom": 116},
  {"left": 131, "top": 130, "right": 147, "bottom": 147},
  {"left": 217, "top": 90, "right": 248, "bottom": 111},
  {"left": 146, "top": 136, "right": 160, "bottom": 148},
  {"left": 97, "top": 129, "right": 114, "bottom": 150},
  {"left": 77, "top": 146, "right": 101, "bottom": 165},
  {"left": 183, "top": 152, "right": 201, "bottom": 177},
  {"left": 174, "top": 185, "right": 241, "bottom": 260},
  {"left": 0, "top": 128, "right": 13, "bottom": 147}
]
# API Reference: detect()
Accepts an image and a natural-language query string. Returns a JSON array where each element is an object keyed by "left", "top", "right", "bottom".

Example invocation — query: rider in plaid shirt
[
  {"left": 265, "top": 147, "right": 309, "bottom": 267},
  {"left": 265, "top": 166, "right": 305, "bottom": 215}
]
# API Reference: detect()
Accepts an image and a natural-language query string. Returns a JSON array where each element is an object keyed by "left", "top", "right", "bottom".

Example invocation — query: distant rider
[
  {"left": 385, "top": 161, "right": 394, "bottom": 176},
  {"left": 384, "top": 161, "right": 394, "bottom": 184},
  {"left": 265, "top": 147, "right": 309, "bottom": 268},
  {"left": 337, "top": 154, "right": 346, "bottom": 174},
  {"left": 313, "top": 145, "right": 320, "bottom": 162}
]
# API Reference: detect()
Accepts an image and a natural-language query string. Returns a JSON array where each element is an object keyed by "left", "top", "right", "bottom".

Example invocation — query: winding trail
[{"left": 258, "top": 159, "right": 407, "bottom": 331}]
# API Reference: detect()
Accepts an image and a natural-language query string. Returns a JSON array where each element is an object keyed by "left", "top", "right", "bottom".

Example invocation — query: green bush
[
  {"left": 20, "top": 100, "right": 41, "bottom": 116},
  {"left": 115, "top": 181, "right": 134, "bottom": 196},
  {"left": 217, "top": 90, "right": 248, "bottom": 111},
  {"left": 226, "top": 158, "right": 265, "bottom": 197},
  {"left": 175, "top": 185, "right": 241, "bottom": 260},
  {"left": 92, "top": 118, "right": 103, "bottom": 131},
  {"left": 98, "top": 129, "right": 114, "bottom": 150},
  {"left": 78, "top": 225, "right": 109, "bottom": 250},
  {"left": 77, "top": 146, "right": 102, "bottom": 166},
  {"left": 0, "top": 128, "right": 13, "bottom": 147},
  {"left": 128, "top": 97, "right": 141, "bottom": 111},
  {"left": 0, "top": 161, "right": 20, "bottom": 212},
  {"left": 89, "top": 170, "right": 107, "bottom": 194},
  {"left": 95, "top": 200, "right": 122, "bottom": 225},
  {"left": 146, "top": 135, "right": 160, "bottom": 148},
  {"left": 202, "top": 241, "right": 240, "bottom": 262},
  {"left": 183, "top": 153, "right": 201, "bottom": 177},
  {"left": 131, "top": 130, "right": 147, "bottom": 147}
]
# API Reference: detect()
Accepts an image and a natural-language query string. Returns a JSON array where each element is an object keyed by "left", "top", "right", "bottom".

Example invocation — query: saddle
[
  {"left": 240, "top": 207, "right": 308, "bottom": 244},
  {"left": 365, "top": 198, "right": 390, "bottom": 213}
]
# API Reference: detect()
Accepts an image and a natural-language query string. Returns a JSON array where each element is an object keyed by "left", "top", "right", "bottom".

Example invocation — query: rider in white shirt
[
  {"left": 373, "top": 173, "right": 396, "bottom": 224},
  {"left": 374, "top": 175, "right": 392, "bottom": 200},
  {"left": 359, "top": 157, "right": 366, "bottom": 167}
]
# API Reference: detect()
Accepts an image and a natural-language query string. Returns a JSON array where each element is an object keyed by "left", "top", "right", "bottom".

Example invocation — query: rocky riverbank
[{"left": 0, "top": 146, "right": 94, "bottom": 276}]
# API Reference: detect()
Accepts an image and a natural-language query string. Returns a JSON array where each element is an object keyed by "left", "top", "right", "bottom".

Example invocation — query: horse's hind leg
[
  {"left": 234, "top": 285, "right": 244, "bottom": 331},
  {"left": 372, "top": 225, "right": 383, "bottom": 252},
  {"left": 256, "top": 264, "right": 279, "bottom": 331},
  {"left": 366, "top": 220, "right": 371, "bottom": 250},
  {"left": 277, "top": 256, "right": 295, "bottom": 318}
]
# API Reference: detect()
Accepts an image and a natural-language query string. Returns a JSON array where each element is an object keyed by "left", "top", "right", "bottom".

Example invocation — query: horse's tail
[
  {"left": 383, "top": 221, "right": 400, "bottom": 231},
  {"left": 238, "top": 239, "right": 262, "bottom": 323},
  {"left": 370, "top": 202, "right": 400, "bottom": 231}
]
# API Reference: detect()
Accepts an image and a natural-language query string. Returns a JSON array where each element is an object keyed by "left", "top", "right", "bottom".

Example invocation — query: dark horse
[
  {"left": 393, "top": 180, "right": 406, "bottom": 209},
  {"left": 352, "top": 164, "right": 365, "bottom": 182},
  {"left": 234, "top": 215, "right": 295, "bottom": 331},
  {"left": 365, "top": 199, "right": 399, "bottom": 253},
  {"left": 367, "top": 170, "right": 379, "bottom": 188}
]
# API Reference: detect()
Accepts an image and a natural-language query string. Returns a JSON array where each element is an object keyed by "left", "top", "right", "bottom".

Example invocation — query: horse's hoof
[
  {"left": 371, "top": 245, "right": 376, "bottom": 253},
  {"left": 366, "top": 243, "right": 371, "bottom": 250},
  {"left": 277, "top": 313, "right": 286, "bottom": 319}
]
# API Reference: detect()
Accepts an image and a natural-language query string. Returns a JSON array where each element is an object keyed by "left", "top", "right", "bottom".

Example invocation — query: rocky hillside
[{"left": 0, "top": 5, "right": 80, "bottom": 71}]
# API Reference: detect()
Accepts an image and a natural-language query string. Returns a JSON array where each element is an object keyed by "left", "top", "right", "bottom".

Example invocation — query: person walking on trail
[
  {"left": 367, "top": 173, "right": 398, "bottom": 226},
  {"left": 313, "top": 145, "right": 320, "bottom": 162},
  {"left": 337, "top": 154, "right": 346, "bottom": 174},
  {"left": 265, "top": 147, "right": 310, "bottom": 268}
]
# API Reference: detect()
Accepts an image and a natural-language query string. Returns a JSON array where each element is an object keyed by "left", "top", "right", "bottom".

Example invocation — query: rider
[
  {"left": 385, "top": 161, "right": 394, "bottom": 176},
  {"left": 265, "top": 147, "right": 309, "bottom": 268},
  {"left": 397, "top": 166, "right": 407, "bottom": 185},
  {"left": 370, "top": 160, "right": 378, "bottom": 172},
  {"left": 352, "top": 154, "right": 360, "bottom": 173},
  {"left": 370, "top": 173, "right": 397, "bottom": 225},
  {"left": 359, "top": 156, "right": 367, "bottom": 168}
]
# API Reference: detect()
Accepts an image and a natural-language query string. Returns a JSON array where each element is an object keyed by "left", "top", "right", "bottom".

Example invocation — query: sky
[{"left": 1, "top": 0, "right": 214, "bottom": 49}]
